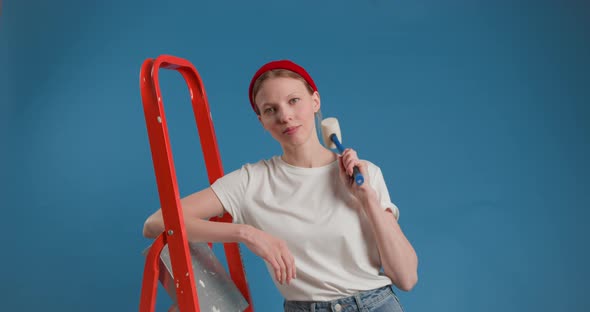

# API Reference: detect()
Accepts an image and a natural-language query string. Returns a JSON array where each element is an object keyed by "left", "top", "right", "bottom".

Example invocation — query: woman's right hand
[{"left": 243, "top": 226, "right": 296, "bottom": 285}]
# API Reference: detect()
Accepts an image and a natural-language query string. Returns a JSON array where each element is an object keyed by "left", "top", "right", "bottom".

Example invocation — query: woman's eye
[
  {"left": 264, "top": 107, "right": 276, "bottom": 114},
  {"left": 289, "top": 98, "right": 300, "bottom": 104}
]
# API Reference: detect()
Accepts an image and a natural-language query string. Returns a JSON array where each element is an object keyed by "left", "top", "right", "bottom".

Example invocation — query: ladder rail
[
  {"left": 138, "top": 55, "right": 254, "bottom": 312},
  {"left": 139, "top": 234, "right": 167, "bottom": 312}
]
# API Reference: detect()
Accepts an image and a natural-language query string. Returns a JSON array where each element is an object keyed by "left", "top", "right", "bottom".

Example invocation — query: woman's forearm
[
  {"left": 143, "top": 187, "right": 250, "bottom": 243},
  {"left": 184, "top": 217, "right": 251, "bottom": 243},
  {"left": 143, "top": 209, "right": 252, "bottom": 243},
  {"left": 361, "top": 191, "right": 419, "bottom": 291}
]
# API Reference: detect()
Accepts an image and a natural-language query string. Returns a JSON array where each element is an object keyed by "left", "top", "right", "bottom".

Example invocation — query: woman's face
[{"left": 254, "top": 76, "right": 320, "bottom": 149}]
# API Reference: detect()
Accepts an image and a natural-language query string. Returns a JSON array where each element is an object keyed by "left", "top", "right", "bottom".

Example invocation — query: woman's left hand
[{"left": 338, "top": 148, "right": 374, "bottom": 202}]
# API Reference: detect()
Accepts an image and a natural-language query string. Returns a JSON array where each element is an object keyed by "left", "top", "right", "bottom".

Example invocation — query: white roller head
[{"left": 321, "top": 117, "right": 342, "bottom": 149}]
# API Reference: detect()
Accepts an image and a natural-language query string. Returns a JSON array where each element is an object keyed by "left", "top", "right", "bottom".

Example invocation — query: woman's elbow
[
  {"left": 143, "top": 218, "right": 163, "bottom": 239},
  {"left": 386, "top": 267, "right": 418, "bottom": 292},
  {"left": 142, "top": 221, "right": 154, "bottom": 238},
  {"left": 397, "top": 274, "right": 418, "bottom": 292}
]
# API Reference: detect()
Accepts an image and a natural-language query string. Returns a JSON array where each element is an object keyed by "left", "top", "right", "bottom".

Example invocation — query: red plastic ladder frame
[{"left": 138, "top": 55, "right": 254, "bottom": 312}]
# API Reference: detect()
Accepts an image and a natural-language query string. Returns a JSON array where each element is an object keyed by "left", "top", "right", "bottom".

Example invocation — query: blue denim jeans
[{"left": 283, "top": 285, "right": 405, "bottom": 312}]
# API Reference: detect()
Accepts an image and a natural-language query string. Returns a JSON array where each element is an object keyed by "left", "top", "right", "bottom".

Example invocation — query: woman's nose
[{"left": 278, "top": 106, "right": 293, "bottom": 122}]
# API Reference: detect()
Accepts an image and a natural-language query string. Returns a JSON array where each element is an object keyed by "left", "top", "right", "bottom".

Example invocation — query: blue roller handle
[{"left": 330, "top": 133, "right": 364, "bottom": 186}]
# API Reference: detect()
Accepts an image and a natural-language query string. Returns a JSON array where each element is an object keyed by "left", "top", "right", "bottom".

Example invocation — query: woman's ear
[{"left": 312, "top": 91, "right": 321, "bottom": 113}]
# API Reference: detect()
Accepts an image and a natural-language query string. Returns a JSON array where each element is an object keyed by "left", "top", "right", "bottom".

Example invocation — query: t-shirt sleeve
[
  {"left": 210, "top": 166, "right": 249, "bottom": 224},
  {"left": 371, "top": 165, "right": 400, "bottom": 220}
]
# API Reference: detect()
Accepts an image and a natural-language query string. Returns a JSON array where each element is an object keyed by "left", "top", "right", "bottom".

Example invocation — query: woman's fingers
[
  {"left": 281, "top": 243, "right": 297, "bottom": 284},
  {"left": 247, "top": 229, "right": 297, "bottom": 285},
  {"left": 276, "top": 255, "right": 286, "bottom": 284},
  {"left": 269, "top": 257, "right": 282, "bottom": 284},
  {"left": 339, "top": 149, "right": 370, "bottom": 189},
  {"left": 283, "top": 252, "right": 296, "bottom": 284},
  {"left": 269, "top": 241, "right": 296, "bottom": 285},
  {"left": 342, "top": 148, "right": 360, "bottom": 176},
  {"left": 338, "top": 156, "right": 348, "bottom": 180}
]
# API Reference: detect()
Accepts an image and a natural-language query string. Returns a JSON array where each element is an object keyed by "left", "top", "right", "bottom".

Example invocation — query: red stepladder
[{"left": 138, "top": 55, "right": 254, "bottom": 312}]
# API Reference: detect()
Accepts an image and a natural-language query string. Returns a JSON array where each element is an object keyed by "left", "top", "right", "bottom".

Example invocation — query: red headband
[{"left": 248, "top": 60, "right": 318, "bottom": 113}]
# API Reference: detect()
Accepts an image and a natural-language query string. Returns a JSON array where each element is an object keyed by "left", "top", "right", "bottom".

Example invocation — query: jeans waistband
[{"left": 284, "top": 285, "right": 394, "bottom": 312}]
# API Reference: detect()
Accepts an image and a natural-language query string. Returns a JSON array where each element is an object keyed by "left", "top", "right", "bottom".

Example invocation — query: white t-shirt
[{"left": 210, "top": 155, "right": 399, "bottom": 301}]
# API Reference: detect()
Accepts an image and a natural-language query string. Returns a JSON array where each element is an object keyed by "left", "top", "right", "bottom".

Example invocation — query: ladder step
[{"left": 143, "top": 242, "right": 249, "bottom": 311}]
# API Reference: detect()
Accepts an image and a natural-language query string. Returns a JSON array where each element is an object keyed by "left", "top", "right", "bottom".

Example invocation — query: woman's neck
[{"left": 280, "top": 141, "right": 336, "bottom": 168}]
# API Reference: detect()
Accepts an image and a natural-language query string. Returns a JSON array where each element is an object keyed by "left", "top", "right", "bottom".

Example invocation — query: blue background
[{"left": 1, "top": 0, "right": 588, "bottom": 311}]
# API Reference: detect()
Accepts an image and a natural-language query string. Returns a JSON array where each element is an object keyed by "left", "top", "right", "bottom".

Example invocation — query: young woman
[{"left": 143, "top": 60, "right": 418, "bottom": 312}]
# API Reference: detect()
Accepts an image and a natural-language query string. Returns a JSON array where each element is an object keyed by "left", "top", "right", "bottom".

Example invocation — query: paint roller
[{"left": 321, "top": 117, "right": 364, "bottom": 186}]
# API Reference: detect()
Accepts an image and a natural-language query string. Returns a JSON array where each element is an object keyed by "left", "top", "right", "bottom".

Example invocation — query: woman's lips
[{"left": 283, "top": 126, "right": 300, "bottom": 135}]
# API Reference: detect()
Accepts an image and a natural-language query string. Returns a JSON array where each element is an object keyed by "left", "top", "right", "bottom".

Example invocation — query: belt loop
[
  {"left": 311, "top": 302, "right": 316, "bottom": 312},
  {"left": 354, "top": 293, "right": 363, "bottom": 310}
]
